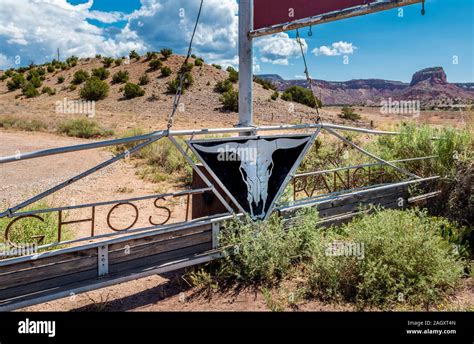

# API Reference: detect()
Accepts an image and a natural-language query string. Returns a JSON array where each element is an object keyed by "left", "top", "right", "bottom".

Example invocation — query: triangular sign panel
[{"left": 188, "top": 135, "right": 312, "bottom": 220}]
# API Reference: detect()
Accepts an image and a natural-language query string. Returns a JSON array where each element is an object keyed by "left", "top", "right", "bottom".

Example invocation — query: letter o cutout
[{"left": 107, "top": 202, "right": 139, "bottom": 231}]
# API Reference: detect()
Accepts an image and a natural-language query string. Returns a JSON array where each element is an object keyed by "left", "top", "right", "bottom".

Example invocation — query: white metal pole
[{"left": 238, "top": 0, "right": 253, "bottom": 132}]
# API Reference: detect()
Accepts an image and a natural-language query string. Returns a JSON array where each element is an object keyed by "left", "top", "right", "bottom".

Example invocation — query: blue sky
[{"left": 1, "top": 0, "right": 472, "bottom": 83}]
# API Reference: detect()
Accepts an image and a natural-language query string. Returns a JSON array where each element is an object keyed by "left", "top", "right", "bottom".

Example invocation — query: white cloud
[
  {"left": 254, "top": 33, "right": 306, "bottom": 65},
  {"left": 0, "top": 0, "right": 145, "bottom": 68},
  {"left": 312, "top": 41, "right": 357, "bottom": 56}
]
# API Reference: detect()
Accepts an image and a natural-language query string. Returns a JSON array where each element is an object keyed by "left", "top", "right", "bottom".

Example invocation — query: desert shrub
[
  {"left": 179, "top": 62, "right": 194, "bottom": 74},
  {"left": 4, "top": 69, "right": 14, "bottom": 78},
  {"left": 129, "top": 50, "right": 140, "bottom": 60},
  {"left": 0, "top": 74, "right": 7, "bottom": 81},
  {"left": 146, "top": 51, "right": 157, "bottom": 61},
  {"left": 123, "top": 83, "right": 145, "bottom": 99},
  {"left": 79, "top": 76, "right": 109, "bottom": 101},
  {"left": 0, "top": 202, "right": 72, "bottom": 253},
  {"left": 57, "top": 75, "right": 65, "bottom": 84},
  {"left": 58, "top": 118, "right": 114, "bottom": 138},
  {"left": 220, "top": 89, "right": 239, "bottom": 112},
  {"left": 7, "top": 73, "right": 25, "bottom": 91},
  {"left": 161, "top": 66, "right": 172, "bottom": 77},
  {"left": 60, "top": 62, "right": 68, "bottom": 71},
  {"left": 214, "top": 79, "right": 233, "bottom": 94},
  {"left": 226, "top": 66, "right": 239, "bottom": 83},
  {"left": 66, "top": 55, "right": 78, "bottom": 67},
  {"left": 41, "top": 86, "right": 56, "bottom": 95},
  {"left": 254, "top": 77, "right": 277, "bottom": 90},
  {"left": 139, "top": 74, "right": 149, "bottom": 85},
  {"left": 22, "top": 82, "right": 39, "bottom": 98},
  {"left": 0, "top": 116, "right": 47, "bottom": 131},
  {"left": 212, "top": 64, "right": 222, "bottom": 69},
  {"left": 194, "top": 57, "right": 204, "bottom": 66},
  {"left": 112, "top": 70, "right": 129, "bottom": 84},
  {"left": 166, "top": 72, "right": 193, "bottom": 94},
  {"left": 306, "top": 208, "right": 464, "bottom": 308},
  {"left": 281, "top": 85, "right": 321, "bottom": 108},
  {"left": 148, "top": 59, "right": 162, "bottom": 71},
  {"left": 29, "top": 75, "right": 42, "bottom": 88},
  {"left": 339, "top": 106, "right": 361, "bottom": 121},
  {"left": 91, "top": 67, "right": 110, "bottom": 80},
  {"left": 95, "top": 54, "right": 102, "bottom": 59},
  {"left": 271, "top": 91, "right": 279, "bottom": 100},
  {"left": 102, "top": 57, "right": 115, "bottom": 68},
  {"left": 160, "top": 48, "right": 173, "bottom": 60},
  {"left": 47, "top": 65, "right": 55, "bottom": 73},
  {"left": 69, "top": 84, "right": 77, "bottom": 91},
  {"left": 215, "top": 209, "right": 319, "bottom": 284},
  {"left": 114, "top": 58, "right": 123, "bottom": 66},
  {"left": 72, "top": 70, "right": 89, "bottom": 85}
]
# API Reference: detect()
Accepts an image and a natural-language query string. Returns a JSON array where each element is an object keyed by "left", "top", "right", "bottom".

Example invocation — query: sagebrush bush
[
  {"left": 306, "top": 208, "right": 464, "bottom": 308},
  {"left": 102, "top": 57, "right": 114, "bottom": 68},
  {"left": 129, "top": 50, "right": 140, "bottom": 60},
  {"left": 194, "top": 57, "right": 204, "bottom": 66},
  {"left": 0, "top": 116, "right": 47, "bottom": 131},
  {"left": 57, "top": 75, "right": 65, "bottom": 84},
  {"left": 58, "top": 118, "right": 114, "bottom": 138},
  {"left": 79, "top": 76, "right": 109, "bottom": 101},
  {"left": 7, "top": 73, "right": 25, "bottom": 91},
  {"left": 72, "top": 70, "right": 89, "bottom": 85},
  {"left": 214, "top": 79, "right": 233, "bottom": 94},
  {"left": 254, "top": 77, "right": 277, "bottom": 91},
  {"left": 22, "top": 82, "right": 39, "bottom": 98},
  {"left": 112, "top": 70, "right": 129, "bottom": 84},
  {"left": 123, "top": 83, "right": 145, "bottom": 99},
  {"left": 92, "top": 67, "right": 110, "bottom": 80},
  {"left": 161, "top": 66, "right": 172, "bottom": 77},
  {"left": 139, "top": 74, "right": 149, "bottom": 85},
  {"left": 166, "top": 72, "right": 193, "bottom": 94},
  {"left": 41, "top": 86, "right": 56, "bottom": 96},
  {"left": 160, "top": 48, "right": 173, "bottom": 60},
  {"left": 220, "top": 89, "right": 239, "bottom": 112},
  {"left": 281, "top": 85, "right": 322, "bottom": 108},
  {"left": 226, "top": 66, "right": 238, "bottom": 83},
  {"left": 339, "top": 106, "right": 361, "bottom": 121},
  {"left": 0, "top": 202, "right": 73, "bottom": 254},
  {"left": 148, "top": 59, "right": 162, "bottom": 71}
]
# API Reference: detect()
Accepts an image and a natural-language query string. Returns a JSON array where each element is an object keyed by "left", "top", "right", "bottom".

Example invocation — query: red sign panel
[{"left": 254, "top": 0, "right": 376, "bottom": 30}]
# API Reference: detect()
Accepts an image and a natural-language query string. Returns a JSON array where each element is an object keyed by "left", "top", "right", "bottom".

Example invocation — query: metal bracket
[
  {"left": 98, "top": 245, "right": 109, "bottom": 276},
  {"left": 212, "top": 222, "right": 220, "bottom": 249}
]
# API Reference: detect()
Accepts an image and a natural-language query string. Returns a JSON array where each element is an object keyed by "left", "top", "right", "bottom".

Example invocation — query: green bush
[
  {"left": 58, "top": 118, "right": 114, "bottom": 138},
  {"left": 212, "top": 64, "right": 222, "bottom": 70},
  {"left": 161, "top": 66, "right": 172, "bottom": 77},
  {"left": 139, "top": 74, "right": 149, "bottom": 85},
  {"left": 227, "top": 66, "right": 239, "bottom": 83},
  {"left": 57, "top": 75, "right": 65, "bottom": 84},
  {"left": 102, "top": 57, "right": 115, "bottom": 68},
  {"left": 47, "top": 65, "right": 55, "bottom": 73},
  {"left": 66, "top": 55, "right": 78, "bottom": 67},
  {"left": 0, "top": 202, "right": 72, "bottom": 252},
  {"left": 129, "top": 50, "right": 140, "bottom": 60},
  {"left": 7, "top": 73, "right": 25, "bottom": 91},
  {"left": 194, "top": 57, "right": 204, "bottom": 66},
  {"left": 271, "top": 91, "right": 279, "bottom": 100},
  {"left": 0, "top": 116, "right": 47, "bottom": 131},
  {"left": 79, "top": 76, "right": 109, "bottom": 101},
  {"left": 160, "top": 48, "right": 173, "bottom": 60},
  {"left": 146, "top": 51, "right": 158, "bottom": 61},
  {"left": 72, "top": 70, "right": 89, "bottom": 85},
  {"left": 216, "top": 209, "right": 319, "bottom": 284},
  {"left": 281, "top": 85, "right": 321, "bottom": 108},
  {"left": 112, "top": 70, "right": 129, "bottom": 84},
  {"left": 179, "top": 62, "right": 194, "bottom": 74},
  {"left": 115, "top": 58, "right": 123, "bottom": 66},
  {"left": 220, "top": 89, "right": 239, "bottom": 112},
  {"left": 123, "top": 82, "right": 145, "bottom": 99},
  {"left": 41, "top": 86, "right": 56, "bottom": 95},
  {"left": 254, "top": 77, "right": 277, "bottom": 90},
  {"left": 214, "top": 79, "right": 233, "bottom": 94},
  {"left": 166, "top": 72, "right": 193, "bottom": 94},
  {"left": 148, "top": 59, "right": 162, "bottom": 71},
  {"left": 22, "top": 82, "right": 39, "bottom": 98},
  {"left": 306, "top": 208, "right": 464, "bottom": 308},
  {"left": 91, "top": 67, "right": 110, "bottom": 80},
  {"left": 339, "top": 106, "right": 361, "bottom": 121}
]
